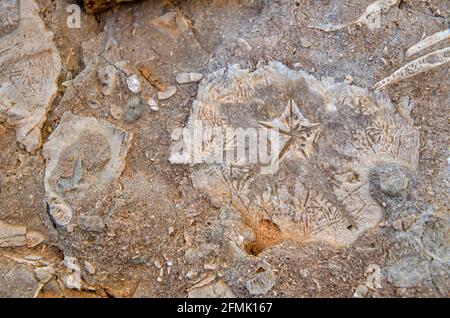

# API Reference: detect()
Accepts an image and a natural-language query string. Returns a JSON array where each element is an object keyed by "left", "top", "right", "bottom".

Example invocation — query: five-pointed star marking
[{"left": 259, "top": 99, "right": 321, "bottom": 162}]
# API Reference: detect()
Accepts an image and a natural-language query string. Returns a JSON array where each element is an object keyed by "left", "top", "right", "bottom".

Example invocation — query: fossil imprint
[
  {"left": 43, "top": 112, "right": 133, "bottom": 228},
  {"left": 0, "top": 0, "right": 61, "bottom": 152},
  {"left": 176, "top": 62, "right": 420, "bottom": 249},
  {"left": 375, "top": 28, "right": 450, "bottom": 89}
]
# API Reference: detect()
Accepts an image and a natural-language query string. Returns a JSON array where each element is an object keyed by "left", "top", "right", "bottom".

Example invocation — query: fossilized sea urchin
[{"left": 174, "top": 62, "right": 420, "bottom": 250}]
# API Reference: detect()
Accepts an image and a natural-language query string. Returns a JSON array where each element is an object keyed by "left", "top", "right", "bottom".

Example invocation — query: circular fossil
[
  {"left": 175, "top": 62, "right": 420, "bottom": 249},
  {"left": 0, "top": 0, "right": 61, "bottom": 152},
  {"left": 43, "top": 112, "right": 133, "bottom": 227}
]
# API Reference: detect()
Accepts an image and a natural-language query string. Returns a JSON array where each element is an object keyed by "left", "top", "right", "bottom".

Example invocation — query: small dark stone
[{"left": 124, "top": 96, "right": 145, "bottom": 123}]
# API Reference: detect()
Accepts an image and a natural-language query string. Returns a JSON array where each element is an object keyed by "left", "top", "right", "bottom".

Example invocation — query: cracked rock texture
[{"left": 0, "top": 0, "right": 448, "bottom": 298}]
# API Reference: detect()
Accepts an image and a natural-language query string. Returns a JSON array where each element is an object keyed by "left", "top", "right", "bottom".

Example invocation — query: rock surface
[
  {"left": 43, "top": 112, "right": 132, "bottom": 228},
  {"left": 0, "top": 0, "right": 448, "bottom": 298},
  {"left": 0, "top": 0, "right": 61, "bottom": 152},
  {"left": 178, "top": 62, "right": 419, "bottom": 250}
]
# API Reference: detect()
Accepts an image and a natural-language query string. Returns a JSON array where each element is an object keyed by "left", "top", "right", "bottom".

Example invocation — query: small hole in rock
[{"left": 244, "top": 219, "right": 283, "bottom": 256}]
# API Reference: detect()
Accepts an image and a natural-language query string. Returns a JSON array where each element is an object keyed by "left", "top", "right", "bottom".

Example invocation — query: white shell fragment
[
  {"left": 63, "top": 256, "right": 81, "bottom": 290},
  {"left": 176, "top": 72, "right": 203, "bottom": 84},
  {"left": 43, "top": 112, "right": 133, "bottom": 227},
  {"left": 406, "top": 28, "right": 450, "bottom": 58},
  {"left": 158, "top": 85, "right": 177, "bottom": 100},
  {"left": 148, "top": 98, "right": 159, "bottom": 111},
  {"left": 374, "top": 47, "right": 450, "bottom": 90},
  {"left": 126, "top": 74, "right": 141, "bottom": 94},
  {"left": 0, "top": 0, "right": 62, "bottom": 152}
]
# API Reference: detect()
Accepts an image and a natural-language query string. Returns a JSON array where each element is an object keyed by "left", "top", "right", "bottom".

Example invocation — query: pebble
[
  {"left": 344, "top": 74, "right": 354, "bottom": 84},
  {"left": 124, "top": 96, "right": 146, "bottom": 123},
  {"left": 84, "top": 261, "right": 96, "bottom": 275},
  {"left": 158, "top": 86, "right": 177, "bottom": 100},
  {"left": 126, "top": 74, "right": 141, "bottom": 94},
  {"left": 402, "top": 215, "right": 416, "bottom": 230},
  {"left": 300, "top": 38, "right": 312, "bottom": 48},
  {"left": 392, "top": 219, "right": 403, "bottom": 231},
  {"left": 110, "top": 104, "right": 123, "bottom": 120},
  {"left": 299, "top": 269, "right": 309, "bottom": 278},
  {"left": 26, "top": 230, "right": 44, "bottom": 248},
  {"left": 148, "top": 98, "right": 159, "bottom": 111},
  {"left": 176, "top": 72, "right": 203, "bottom": 84},
  {"left": 34, "top": 266, "right": 55, "bottom": 284},
  {"left": 353, "top": 284, "right": 368, "bottom": 298},
  {"left": 188, "top": 280, "right": 235, "bottom": 298},
  {"left": 98, "top": 65, "right": 118, "bottom": 96}
]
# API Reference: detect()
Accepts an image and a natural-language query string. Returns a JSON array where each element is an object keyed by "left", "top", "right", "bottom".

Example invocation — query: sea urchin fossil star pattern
[{"left": 179, "top": 62, "right": 420, "bottom": 250}]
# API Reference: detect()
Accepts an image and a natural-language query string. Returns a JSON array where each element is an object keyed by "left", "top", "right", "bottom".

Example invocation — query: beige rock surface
[{"left": 0, "top": 0, "right": 448, "bottom": 298}]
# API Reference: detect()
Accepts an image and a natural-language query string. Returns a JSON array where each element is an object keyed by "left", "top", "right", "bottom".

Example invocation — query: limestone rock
[
  {"left": 188, "top": 280, "right": 235, "bottom": 298},
  {"left": 245, "top": 265, "right": 276, "bottom": 295},
  {"left": 0, "top": 257, "right": 40, "bottom": 297},
  {"left": 43, "top": 112, "right": 133, "bottom": 228},
  {"left": 174, "top": 62, "right": 419, "bottom": 250},
  {"left": 124, "top": 97, "right": 145, "bottom": 123},
  {"left": 0, "top": 0, "right": 20, "bottom": 36},
  {"left": 64, "top": 256, "right": 81, "bottom": 290},
  {"left": 386, "top": 216, "right": 449, "bottom": 295},
  {"left": 0, "top": 0, "right": 61, "bottom": 152}
]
